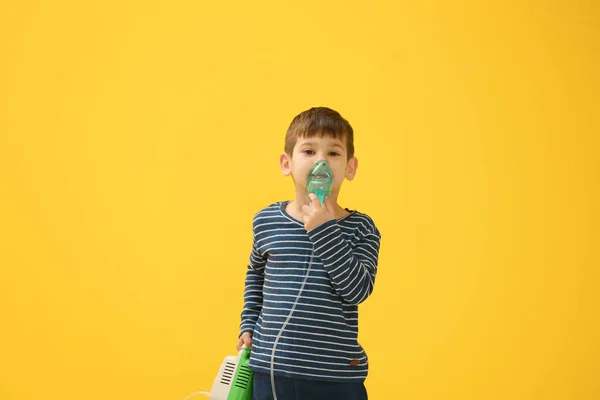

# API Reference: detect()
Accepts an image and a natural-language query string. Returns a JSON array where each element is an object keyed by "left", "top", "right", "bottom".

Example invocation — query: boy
[{"left": 236, "top": 107, "right": 381, "bottom": 400}]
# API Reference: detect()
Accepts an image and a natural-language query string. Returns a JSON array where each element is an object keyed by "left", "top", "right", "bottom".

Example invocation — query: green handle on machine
[{"left": 227, "top": 347, "right": 253, "bottom": 400}]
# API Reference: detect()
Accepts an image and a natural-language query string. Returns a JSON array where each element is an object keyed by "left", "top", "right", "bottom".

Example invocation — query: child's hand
[
  {"left": 302, "top": 193, "right": 335, "bottom": 232},
  {"left": 236, "top": 332, "right": 252, "bottom": 351}
]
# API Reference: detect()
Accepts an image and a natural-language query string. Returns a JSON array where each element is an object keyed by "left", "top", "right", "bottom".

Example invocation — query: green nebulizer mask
[{"left": 306, "top": 160, "right": 333, "bottom": 205}]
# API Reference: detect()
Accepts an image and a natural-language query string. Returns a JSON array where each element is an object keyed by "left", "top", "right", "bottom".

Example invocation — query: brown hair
[{"left": 284, "top": 107, "right": 354, "bottom": 159}]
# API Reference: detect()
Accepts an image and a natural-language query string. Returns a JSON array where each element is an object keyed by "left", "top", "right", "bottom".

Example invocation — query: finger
[
  {"left": 301, "top": 204, "right": 311, "bottom": 215},
  {"left": 308, "top": 193, "right": 318, "bottom": 203},
  {"left": 244, "top": 337, "right": 252, "bottom": 348}
]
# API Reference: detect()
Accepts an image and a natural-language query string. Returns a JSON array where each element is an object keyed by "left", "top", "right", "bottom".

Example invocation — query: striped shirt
[{"left": 239, "top": 201, "right": 381, "bottom": 383}]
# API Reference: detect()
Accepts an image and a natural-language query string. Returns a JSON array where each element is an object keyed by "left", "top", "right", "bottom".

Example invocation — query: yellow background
[{"left": 1, "top": 1, "right": 598, "bottom": 399}]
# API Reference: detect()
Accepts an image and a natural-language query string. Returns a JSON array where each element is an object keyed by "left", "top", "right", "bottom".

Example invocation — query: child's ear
[
  {"left": 346, "top": 157, "right": 358, "bottom": 181},
  {"left": 280, "top": 152, "right": 292, "bottom": 176}
]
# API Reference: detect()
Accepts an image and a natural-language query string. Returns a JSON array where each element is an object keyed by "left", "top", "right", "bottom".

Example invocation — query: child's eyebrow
[{"left": 299, "top": 141, "right": 344, "bottom": 149}]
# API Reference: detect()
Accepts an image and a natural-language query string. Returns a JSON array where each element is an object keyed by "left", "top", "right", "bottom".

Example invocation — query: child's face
[{"left": 280, "top": 134, "right": 358, "bottom": 196}]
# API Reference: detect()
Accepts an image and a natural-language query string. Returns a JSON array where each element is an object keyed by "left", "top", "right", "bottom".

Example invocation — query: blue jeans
[{"left": 252, "top": 371, "right": 368, "bottom": 400}]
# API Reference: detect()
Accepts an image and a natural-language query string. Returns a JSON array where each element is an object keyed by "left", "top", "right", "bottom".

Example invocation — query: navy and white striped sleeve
[
  {"left": 239, "top": 217, "right": 267, "bottom": 337},
  {"left": 307, "top": 216, "right": 381, "bottom": 305}
]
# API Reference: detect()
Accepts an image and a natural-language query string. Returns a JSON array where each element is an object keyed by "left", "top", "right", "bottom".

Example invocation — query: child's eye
[
  {"left": 329, "top": 152, "right": 341, "bottom": 156},
  {"left": 302, "top": 149, "right": 315, "bottom": 155}
]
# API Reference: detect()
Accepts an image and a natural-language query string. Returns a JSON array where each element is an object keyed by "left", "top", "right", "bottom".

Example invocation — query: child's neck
[{"left": 286, "top": 192, "right": 350, "bottom": 221}]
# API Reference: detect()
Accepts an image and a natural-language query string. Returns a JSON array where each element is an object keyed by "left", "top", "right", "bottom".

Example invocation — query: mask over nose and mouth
[{"left": 306, "top": 160, "right": 333, "bottom": 205}]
